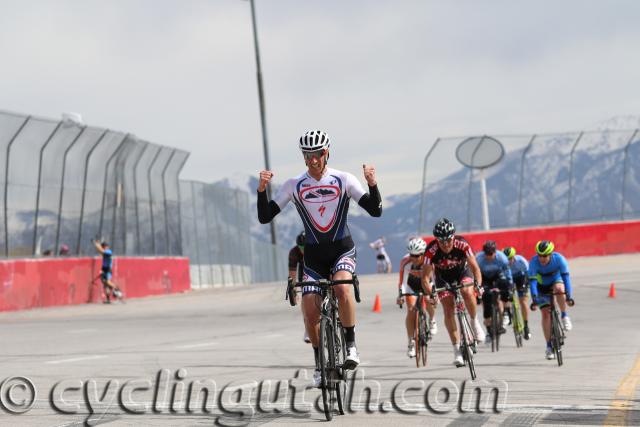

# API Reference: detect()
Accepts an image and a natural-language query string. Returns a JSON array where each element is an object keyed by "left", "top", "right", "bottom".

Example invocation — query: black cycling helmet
[
  {"left": 482, "top": 240, "right": 497, "bottom": 255},
  {"left": 433, "top": 218, "right": 455, "bottom": 240},
  {"left": 100, "top": 241, "right": 109, "bottom": 248},
  {"left": 296, "top": 231, "right": 306, "bottom": 246}
]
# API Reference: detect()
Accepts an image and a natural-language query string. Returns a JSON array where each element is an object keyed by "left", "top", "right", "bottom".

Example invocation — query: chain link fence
[
  {"left": 179, "top": 180, "right": 287, "bottom": 287},
  {"left": 0, "top": 109, "right": 188, "bottom": 257},
  {"left": 419, "top": 129, "right": 640, "bottom": 234}
]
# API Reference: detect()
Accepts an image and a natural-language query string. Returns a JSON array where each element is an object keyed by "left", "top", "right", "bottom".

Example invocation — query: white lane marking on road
[
  {"left": 67, "top": 328, "right": 97, "bottom": 333},
  {"left": 45, "top": 355, "right": 107, "bottom": 364},
  {"left": 176, "top": 341, "right": 218, "bottom": 349}
]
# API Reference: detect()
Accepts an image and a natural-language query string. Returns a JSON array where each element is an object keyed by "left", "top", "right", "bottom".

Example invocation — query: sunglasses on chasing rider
[{"left": 437, "top": 237, "right": 453, "bottom": 244}]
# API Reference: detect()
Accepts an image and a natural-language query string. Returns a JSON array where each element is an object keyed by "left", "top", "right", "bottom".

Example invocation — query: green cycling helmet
[
  {"left": 535, "top": 240, "right": 554, "bottom": 256},
  {"left": 503, "top": 247, "right": 516, "bottom": 259}
]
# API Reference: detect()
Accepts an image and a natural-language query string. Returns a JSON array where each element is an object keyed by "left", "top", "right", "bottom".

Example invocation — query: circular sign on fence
[{"left": 455, "top": 136, "right": 505, "bottom": 169}]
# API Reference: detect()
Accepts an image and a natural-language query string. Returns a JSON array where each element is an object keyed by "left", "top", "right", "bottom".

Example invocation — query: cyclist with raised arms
[
  {"left": 528, "top": 240, "right": 575, "bottom": 360},
  {"left": 421, "top": 218, "right": 485, "bottom": 366},
  {"left": 476, "top": 240, "right": 513, "bottom": 344},
  {"left": 257, "top": 130, "right": 382, "bottom": 387},
  {"left": 396, "top": 237, "right": 438, "bottom": 358},
  {"left": 503, "top": 246, "right": 532, "bottom": 339}
]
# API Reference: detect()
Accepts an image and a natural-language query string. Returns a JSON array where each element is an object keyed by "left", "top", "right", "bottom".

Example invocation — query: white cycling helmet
[
  {"left": 407, "top": 238, "right": 427, "bottom": 256},
  {"left": 299, "top": 130, "right": 330, "bottom": 152}
]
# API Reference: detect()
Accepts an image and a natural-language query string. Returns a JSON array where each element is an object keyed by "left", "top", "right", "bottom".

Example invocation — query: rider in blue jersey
[
  {"left": 92, "top": 240, "right": 123, "bottom": 303},
  {"left": 503, "top": 247, "right": 532, "bottom": 339},
  {"left": 528, "top": 240, "right": 575, "bottom": 360},
  {"left": 476, "top": 240, "right": 513, "bottom": 343}
]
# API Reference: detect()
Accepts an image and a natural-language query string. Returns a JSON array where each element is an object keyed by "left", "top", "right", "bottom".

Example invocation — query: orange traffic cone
[
  {"left": 372, "top": 294, "right": 382, "bottom": 313},
  {"left": 608, "top": 283, "right": 616, "bottom": 298}
]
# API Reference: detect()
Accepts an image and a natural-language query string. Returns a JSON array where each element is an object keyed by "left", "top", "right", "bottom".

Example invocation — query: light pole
[{"left": 249, "top": 0, "right": 277, "bottom": 246}]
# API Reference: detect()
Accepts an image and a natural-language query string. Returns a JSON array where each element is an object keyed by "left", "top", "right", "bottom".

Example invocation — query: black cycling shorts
[
  {"left": 481, "top": 275, "right": 512, "bottom": 319},
  {"left": 302, "top": 237, "right": 357, "bottom": 296}
]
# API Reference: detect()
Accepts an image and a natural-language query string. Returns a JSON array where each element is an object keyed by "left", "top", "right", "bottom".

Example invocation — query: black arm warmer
[
  {"left": 257, "top": 190, "right": 281, "bottom": 224},
  {"left": 358, "top": 184, "right": 382, "bottom": 217}
]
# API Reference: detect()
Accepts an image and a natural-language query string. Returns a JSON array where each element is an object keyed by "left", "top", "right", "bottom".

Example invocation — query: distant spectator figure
[
  {"left": 42, "top": 249, "right": 53, "bottom": 256},
  {"left": 370, "top": 236, "right": 392, "bottom": 273},
  {"left": 92, "top": 240, "right": 124, "bottom": 303},
  {"left": 59, "top": 244, "right": 70, "bottom": 256}
]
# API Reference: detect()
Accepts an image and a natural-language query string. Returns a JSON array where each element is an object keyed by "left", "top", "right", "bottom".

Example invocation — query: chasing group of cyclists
[
  {"left": 257, "top": 129, "right": 575, "bottom": 388},
  {"left": 399, "top": 225, "right": 575, "bottom": 365}
]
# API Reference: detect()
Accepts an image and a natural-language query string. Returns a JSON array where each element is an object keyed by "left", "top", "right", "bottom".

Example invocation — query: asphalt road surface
[{"left": 0, "top": 254, "right": 638, "bottom": 426}]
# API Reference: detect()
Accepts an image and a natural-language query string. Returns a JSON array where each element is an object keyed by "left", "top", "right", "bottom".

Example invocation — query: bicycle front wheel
[
  {"left": 459, "top": 312, "right": 477, "bottom": 380},
  {"left": 551, "top": 309, "right": 564, "bottom": 367},
  {"left": 335, "top": 322, "right": 348, "bottom": 415},
  {"left": 319, "top": 316, "right": 336, "bottom": 420},
  {"left": 512, "top": 294, "right": 524, "bottom": 348},
  {"left": 418, "top": 310, "right": 429, "bottom": 367},
  {"left": 491, "top": 299, "right": 500, "bottom": 352}
]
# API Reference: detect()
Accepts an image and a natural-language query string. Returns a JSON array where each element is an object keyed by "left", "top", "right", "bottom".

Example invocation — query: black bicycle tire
[
  {"left": 335, "top": 321, "right": 348, "bottom": 415},
  {"left": 511, "top": 294, "right": 523, "bottom": 348},
  {"left": 319, "top": 316, "right": 335, "bottom": 420},
  {"left": 419, "top": 310, "right": 429, "bottom": 367},
  {"left": 491, "top": 296, "right": 499, "bottom": 352},
  {"left": 459, "top": 312, "right": 477, "bottom": 380},
  {"left": 414, "top": 307, "right": 420, "bottom": 367},
  {"left": 551, "top": 308, "right": 564, "bottom": 367}
]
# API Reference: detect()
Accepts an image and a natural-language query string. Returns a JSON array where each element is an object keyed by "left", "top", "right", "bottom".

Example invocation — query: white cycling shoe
[
  {"left": 545, "top": 348, "right": 555, "bottom": 360},
  {"left": 453, "top": 346, "right": 464, "bottom": 367},
  {"left": 344, "top": 346, "right": 360, "bottom": 370},
  {"left": 429, "top": 320, "right": 438, "bottom": 335},
  {"left": 303, "top": 331, "right": 311, "bottom": 343},
  {"left": 407, "top": 340, "right": 416, "bottom": 358},
  {"left": 562, "top": 316, "right": 573, "bottom": 331},
  {"left": 312, "top": 369, "right": 322, "bottom": 388},
  {"left": 473, "top": 318, "right": 486, "bottom": 343}
]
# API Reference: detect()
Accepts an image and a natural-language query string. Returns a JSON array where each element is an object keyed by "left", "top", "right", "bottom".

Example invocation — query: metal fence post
[
  {"left": 418, "top": 138, "right": 441, "bottom": 234},
  {"left": 175, "top": 154, "right": 189, "bottom": 256},
  {"left": 466, "top": 136, "right": 487, "bottom": 231},
  {"left": 147, "top": 148, "right": 162, "bottom": 255},
  {"left": 111, "top": 137, "right": 134, "bottom": 254},
  {"left": 161, "top": 149, "right": 176, "bottom": 255},
  {"left": 517, "top": 135, "right": 537, "bottom": 227},
  {"left": 202, "top": 184, "right": 217, "bottom": 285},
  {"left": 132, "top": 143, "right": 148, "bottom": 254},
  {"left": 621, "top": 129, "right": 639, "bottom": 220},
  {"left": 96, "top": 134, "right": 128, "bottom": 245},
  {"left": 190, "top": 181, "right": 203, "bottom": 286},
  {"left": 32, "top": 121, "right": 63, "bottom": 255},
  {"left": 54, "top": 127, "right": 88, "bottom": 255},
  {"left": 3, "top": 116, "right": 30, "bottom": 257},
  {"left": 566, "top": 132, "right": 584, "bottom": 224},
  {"left": 76, "top": 130, "right": 111, "bottom": 253}
]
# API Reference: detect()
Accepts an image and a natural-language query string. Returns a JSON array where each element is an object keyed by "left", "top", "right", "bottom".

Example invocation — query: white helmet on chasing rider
[
  {"left": 407, "top": 238, "right": 427, "bottom": 256},
  {"left": 299, "top": 130, "right": 330, "bottom": 152}
]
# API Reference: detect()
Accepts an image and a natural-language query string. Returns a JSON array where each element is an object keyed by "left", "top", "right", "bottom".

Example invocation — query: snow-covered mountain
[{"left": 217, "top": 117, "right": 640, "bottom": 273}]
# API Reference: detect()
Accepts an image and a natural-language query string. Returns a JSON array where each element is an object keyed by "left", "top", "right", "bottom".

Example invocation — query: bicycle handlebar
[{"left": 286, "top": 275, "right": 361, "bottom": 305}]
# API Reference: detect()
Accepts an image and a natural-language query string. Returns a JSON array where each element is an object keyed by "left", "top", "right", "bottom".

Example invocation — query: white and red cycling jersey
[
  {"left": 273, "top": 167, "right": 367, "bottom": 244},
  {"left": 398, "top": 254, "right": 426, "bottom": 295}
]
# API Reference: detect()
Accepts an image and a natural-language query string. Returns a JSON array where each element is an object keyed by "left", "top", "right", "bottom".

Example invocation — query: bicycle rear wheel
[
  {"left": 318, "top": 316, "right": 336, "bottom": 420},
  {"left": 335, "top": 322, "right": 348, "bottom": 415},
  {"left": 491, "top": 298, "right": 500, "bottom": 352}
]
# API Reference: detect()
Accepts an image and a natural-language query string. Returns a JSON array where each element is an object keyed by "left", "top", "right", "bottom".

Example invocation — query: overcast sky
[{"left": 2, "top": 0, "right": 640, "bottom": 196}]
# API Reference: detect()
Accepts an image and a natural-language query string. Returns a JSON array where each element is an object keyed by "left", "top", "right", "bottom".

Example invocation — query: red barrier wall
[
  {"left": 0, "top": 257, "right": 191, "bottom": 312},
  {"left": 423, "top": 220, "right": 640, "bottom": 259}
]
